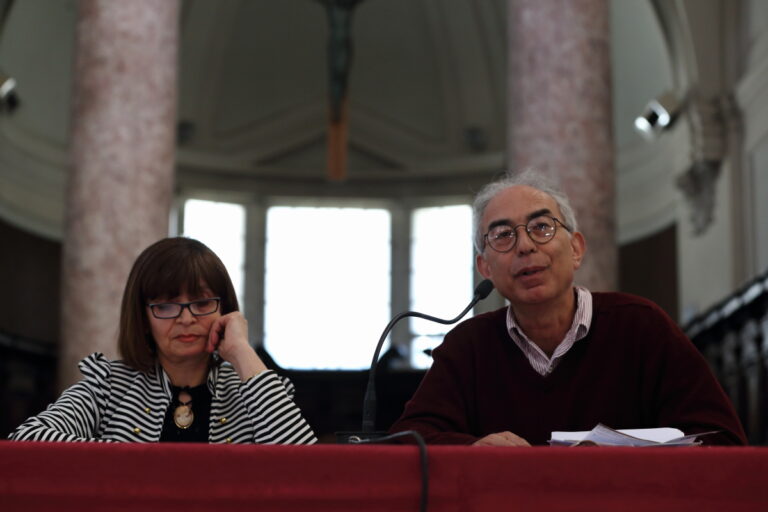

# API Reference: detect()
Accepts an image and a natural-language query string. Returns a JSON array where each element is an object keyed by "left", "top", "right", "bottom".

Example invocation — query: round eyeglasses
[
  {"left": 483, "top": 215, "right": 570, "bottom": 253},
  {"left": 147, "top": 298, "right": 221, "bottom": 319}
]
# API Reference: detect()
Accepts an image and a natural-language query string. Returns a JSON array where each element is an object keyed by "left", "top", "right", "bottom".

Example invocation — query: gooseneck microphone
[{"left": 339, "top": 279, "right": 494, "bottom": 442}]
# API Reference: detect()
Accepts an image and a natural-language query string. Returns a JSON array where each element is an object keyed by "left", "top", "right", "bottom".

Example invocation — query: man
[{"left": 390, "top": 169, "right": 746, "bottom": 446}]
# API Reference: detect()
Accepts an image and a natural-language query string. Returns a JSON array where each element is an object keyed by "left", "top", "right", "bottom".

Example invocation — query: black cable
[
  {"left": 363, "top": 279, "right": 494, "bottom": 433},
  {"left": 350, "top": 430, "right": 429, "bottom": 512}
]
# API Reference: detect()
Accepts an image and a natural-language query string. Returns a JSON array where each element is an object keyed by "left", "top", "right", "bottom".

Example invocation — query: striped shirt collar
[{"left": 506, "top": 286, "right": 593, "bottom": 376}]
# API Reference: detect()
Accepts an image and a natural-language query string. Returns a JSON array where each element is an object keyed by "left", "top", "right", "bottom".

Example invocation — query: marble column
[
  {"left": 60, "top": 0, "right": 180, "bottom": 388},
  {"left": 507, "top": 0, "right": 616, "bottom": 292}
]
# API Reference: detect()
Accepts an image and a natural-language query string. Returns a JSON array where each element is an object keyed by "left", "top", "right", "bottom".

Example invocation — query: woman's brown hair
[{"left": 118, "top": 237, "right": 240, "bottom": 372}]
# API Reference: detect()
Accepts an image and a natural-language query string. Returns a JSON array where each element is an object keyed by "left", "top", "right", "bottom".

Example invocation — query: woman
[{"left": 10, "top": 237, "right": 317, "bottom": 444}]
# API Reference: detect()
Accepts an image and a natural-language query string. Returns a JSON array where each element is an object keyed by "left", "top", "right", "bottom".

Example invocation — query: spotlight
[
  {"left": 0, "top": 72, "right": 19, "bottom": 113},
  {"left": 634, "top": 91, "right": 679, "bottom": 139}
]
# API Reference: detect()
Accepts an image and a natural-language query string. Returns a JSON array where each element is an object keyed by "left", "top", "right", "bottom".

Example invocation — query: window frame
[{"left": 176, "top": 191, "right": 494, "bottom": 370}]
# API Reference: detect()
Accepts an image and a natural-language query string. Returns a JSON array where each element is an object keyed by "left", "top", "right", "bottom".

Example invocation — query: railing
[{"left": 684, "top": 268, "right": 768, "bottom": 445}]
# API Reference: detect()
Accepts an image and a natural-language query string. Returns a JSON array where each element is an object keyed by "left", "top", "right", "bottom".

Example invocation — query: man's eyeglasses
[
  {"left": 147, "top": 298, "right": 221, "bottom": 319},
  {"left": 483, "top": 215, "right": 570, "bottom": 253}
]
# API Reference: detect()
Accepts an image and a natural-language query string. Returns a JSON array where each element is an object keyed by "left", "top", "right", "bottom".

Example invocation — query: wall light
[
  {"left": 0, "top": 71, "right": 19, "bottom": 113},
  {"left": 634, "top": 91, "right": 680, "bottom": 140}
]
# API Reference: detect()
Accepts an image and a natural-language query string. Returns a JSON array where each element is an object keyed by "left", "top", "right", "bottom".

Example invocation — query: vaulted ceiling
[
  {"left": 0, "top": 0, "right": 673, "bottom": 237},
  {"left": 175, "top": 0, "right": 507, "bottom": 185}
]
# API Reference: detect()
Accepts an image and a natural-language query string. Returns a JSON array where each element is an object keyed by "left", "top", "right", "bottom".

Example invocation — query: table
[{"left": 1, "top": 441, "right": 766, "bottom": 511}]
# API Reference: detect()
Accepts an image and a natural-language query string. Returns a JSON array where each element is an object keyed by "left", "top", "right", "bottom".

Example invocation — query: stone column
[
  {"left": 507, "top": 0, "right": 616, "bottom": 292},
  {"left": 60, "top": 0, "right": 180, "bottom": 388}
]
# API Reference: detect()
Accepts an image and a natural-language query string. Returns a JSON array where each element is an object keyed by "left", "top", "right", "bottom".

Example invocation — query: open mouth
[{"left": 515, "top": 266, "right": 545, "bottom": 278}]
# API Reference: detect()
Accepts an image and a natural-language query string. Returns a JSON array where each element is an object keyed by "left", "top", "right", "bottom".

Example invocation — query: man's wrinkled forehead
[{"left": 482, "top": 186, "right": 561, "bottom": 230}]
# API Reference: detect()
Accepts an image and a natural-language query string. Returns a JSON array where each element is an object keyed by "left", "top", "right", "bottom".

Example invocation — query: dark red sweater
[{"left": 390, "top": 292, "right": 747, "bottom": 446}]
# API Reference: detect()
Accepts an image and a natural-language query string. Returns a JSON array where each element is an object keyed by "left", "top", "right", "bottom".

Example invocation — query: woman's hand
[{"left": 206, "top": 312, "right": 268, "bottom": 381}]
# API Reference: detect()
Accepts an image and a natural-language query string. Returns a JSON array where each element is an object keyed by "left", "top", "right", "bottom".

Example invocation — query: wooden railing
[{"left": 684, "top": 269, "right": 768, "bottom": 445}]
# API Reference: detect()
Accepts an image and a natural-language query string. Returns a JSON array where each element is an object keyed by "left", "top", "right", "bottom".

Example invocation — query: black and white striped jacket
[{"left": 9, "top": 353, "right": 317, "bottom": 444}]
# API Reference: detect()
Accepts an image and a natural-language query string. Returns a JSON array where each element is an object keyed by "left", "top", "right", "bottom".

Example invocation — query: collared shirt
[{"left": 506, "top": 286, "right": 593, "bottom": 376}]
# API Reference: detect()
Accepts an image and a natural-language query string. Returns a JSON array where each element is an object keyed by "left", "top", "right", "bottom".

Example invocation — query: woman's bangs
[{"left": 141, "top": 250, "right": 226, "bottom": 301}]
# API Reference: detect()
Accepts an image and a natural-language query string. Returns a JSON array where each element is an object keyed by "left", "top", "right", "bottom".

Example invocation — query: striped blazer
[{"left": 9, "top": 353, "right": 317, "bottom": 444}]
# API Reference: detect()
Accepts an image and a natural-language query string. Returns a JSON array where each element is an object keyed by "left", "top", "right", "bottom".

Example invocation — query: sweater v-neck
[{"left": 496, "top": 310, "right": 593, "bottom": 390}]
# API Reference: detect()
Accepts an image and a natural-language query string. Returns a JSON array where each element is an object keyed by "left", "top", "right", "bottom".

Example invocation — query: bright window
[
  {"left": 264, "top": 206, "right": 391, "bottom": 370},
  {"left": 181, "top": 198, "right": 477, "bottom": 370},
  {"left": 409, "top": 205, "right": 473, "bottom": 368},
  {"left": 182, "top": 199, "right": 246, "bottom": 304}
]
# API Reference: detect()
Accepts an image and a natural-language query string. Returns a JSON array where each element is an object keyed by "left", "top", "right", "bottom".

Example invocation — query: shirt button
[
  {"left": 144, "top": 408, "right": 151, "bottom": 414},
  {"left": 133, "top": 427, "right": 141, "bottom": 434},
  {"left": 219, "top": 417, "right": 227, "bottom": 424},
  {"left": 226, "top": 438, "right": 232, "bottom": 444}
]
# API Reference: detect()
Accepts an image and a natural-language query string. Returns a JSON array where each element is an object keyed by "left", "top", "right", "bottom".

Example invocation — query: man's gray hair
[{"left": 472, "top": 168, "right": 578, "bottom": 254}]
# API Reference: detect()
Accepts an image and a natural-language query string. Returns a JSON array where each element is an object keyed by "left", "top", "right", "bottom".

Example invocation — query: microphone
[{"left": 337, "top": 279, "right": 495, "bottom": 443}]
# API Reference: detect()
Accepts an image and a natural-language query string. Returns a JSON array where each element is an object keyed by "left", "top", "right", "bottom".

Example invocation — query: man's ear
[
  {"left": 476, "top": 252, "right": 492, "bottom": 279},
  {"left": 570, "top": 232, "right": 586, "bottom": 270}
]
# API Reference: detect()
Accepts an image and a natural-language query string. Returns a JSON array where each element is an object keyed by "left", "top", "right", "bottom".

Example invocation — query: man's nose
[{"left": 515, "top": 228, "right": 537, "bottom": 255}]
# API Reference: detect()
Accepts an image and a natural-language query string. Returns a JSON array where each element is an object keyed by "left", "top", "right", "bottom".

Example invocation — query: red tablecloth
[{"left": 1, "top": 441, "right": 766, "bottom": 511}]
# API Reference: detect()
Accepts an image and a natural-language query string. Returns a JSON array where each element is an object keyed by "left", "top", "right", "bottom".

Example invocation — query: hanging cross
[{"left": 318, "top": 0, "right": 363, "bottom": 181}]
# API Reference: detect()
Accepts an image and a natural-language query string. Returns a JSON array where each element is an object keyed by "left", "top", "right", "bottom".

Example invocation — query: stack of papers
[{"left": 549, "top": 424, "right": 711, "bottom": 447}]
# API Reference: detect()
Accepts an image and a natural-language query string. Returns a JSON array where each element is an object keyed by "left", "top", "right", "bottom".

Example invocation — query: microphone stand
[{"left": 336, "top": 279, "right": 494, "bottom": 443}]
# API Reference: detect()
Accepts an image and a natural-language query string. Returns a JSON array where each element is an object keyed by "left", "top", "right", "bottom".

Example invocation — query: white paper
[
  {"left": 550, "top": 426, "right": 684, "bottom": 444},
  {"left": 549, "top": 424, "right": 709, "bottom": 447}
]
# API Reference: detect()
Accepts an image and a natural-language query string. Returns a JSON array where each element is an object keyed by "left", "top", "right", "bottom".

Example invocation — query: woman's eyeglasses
[{"left": 147, "top": 298, "right": 221, "bottom": 319}]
